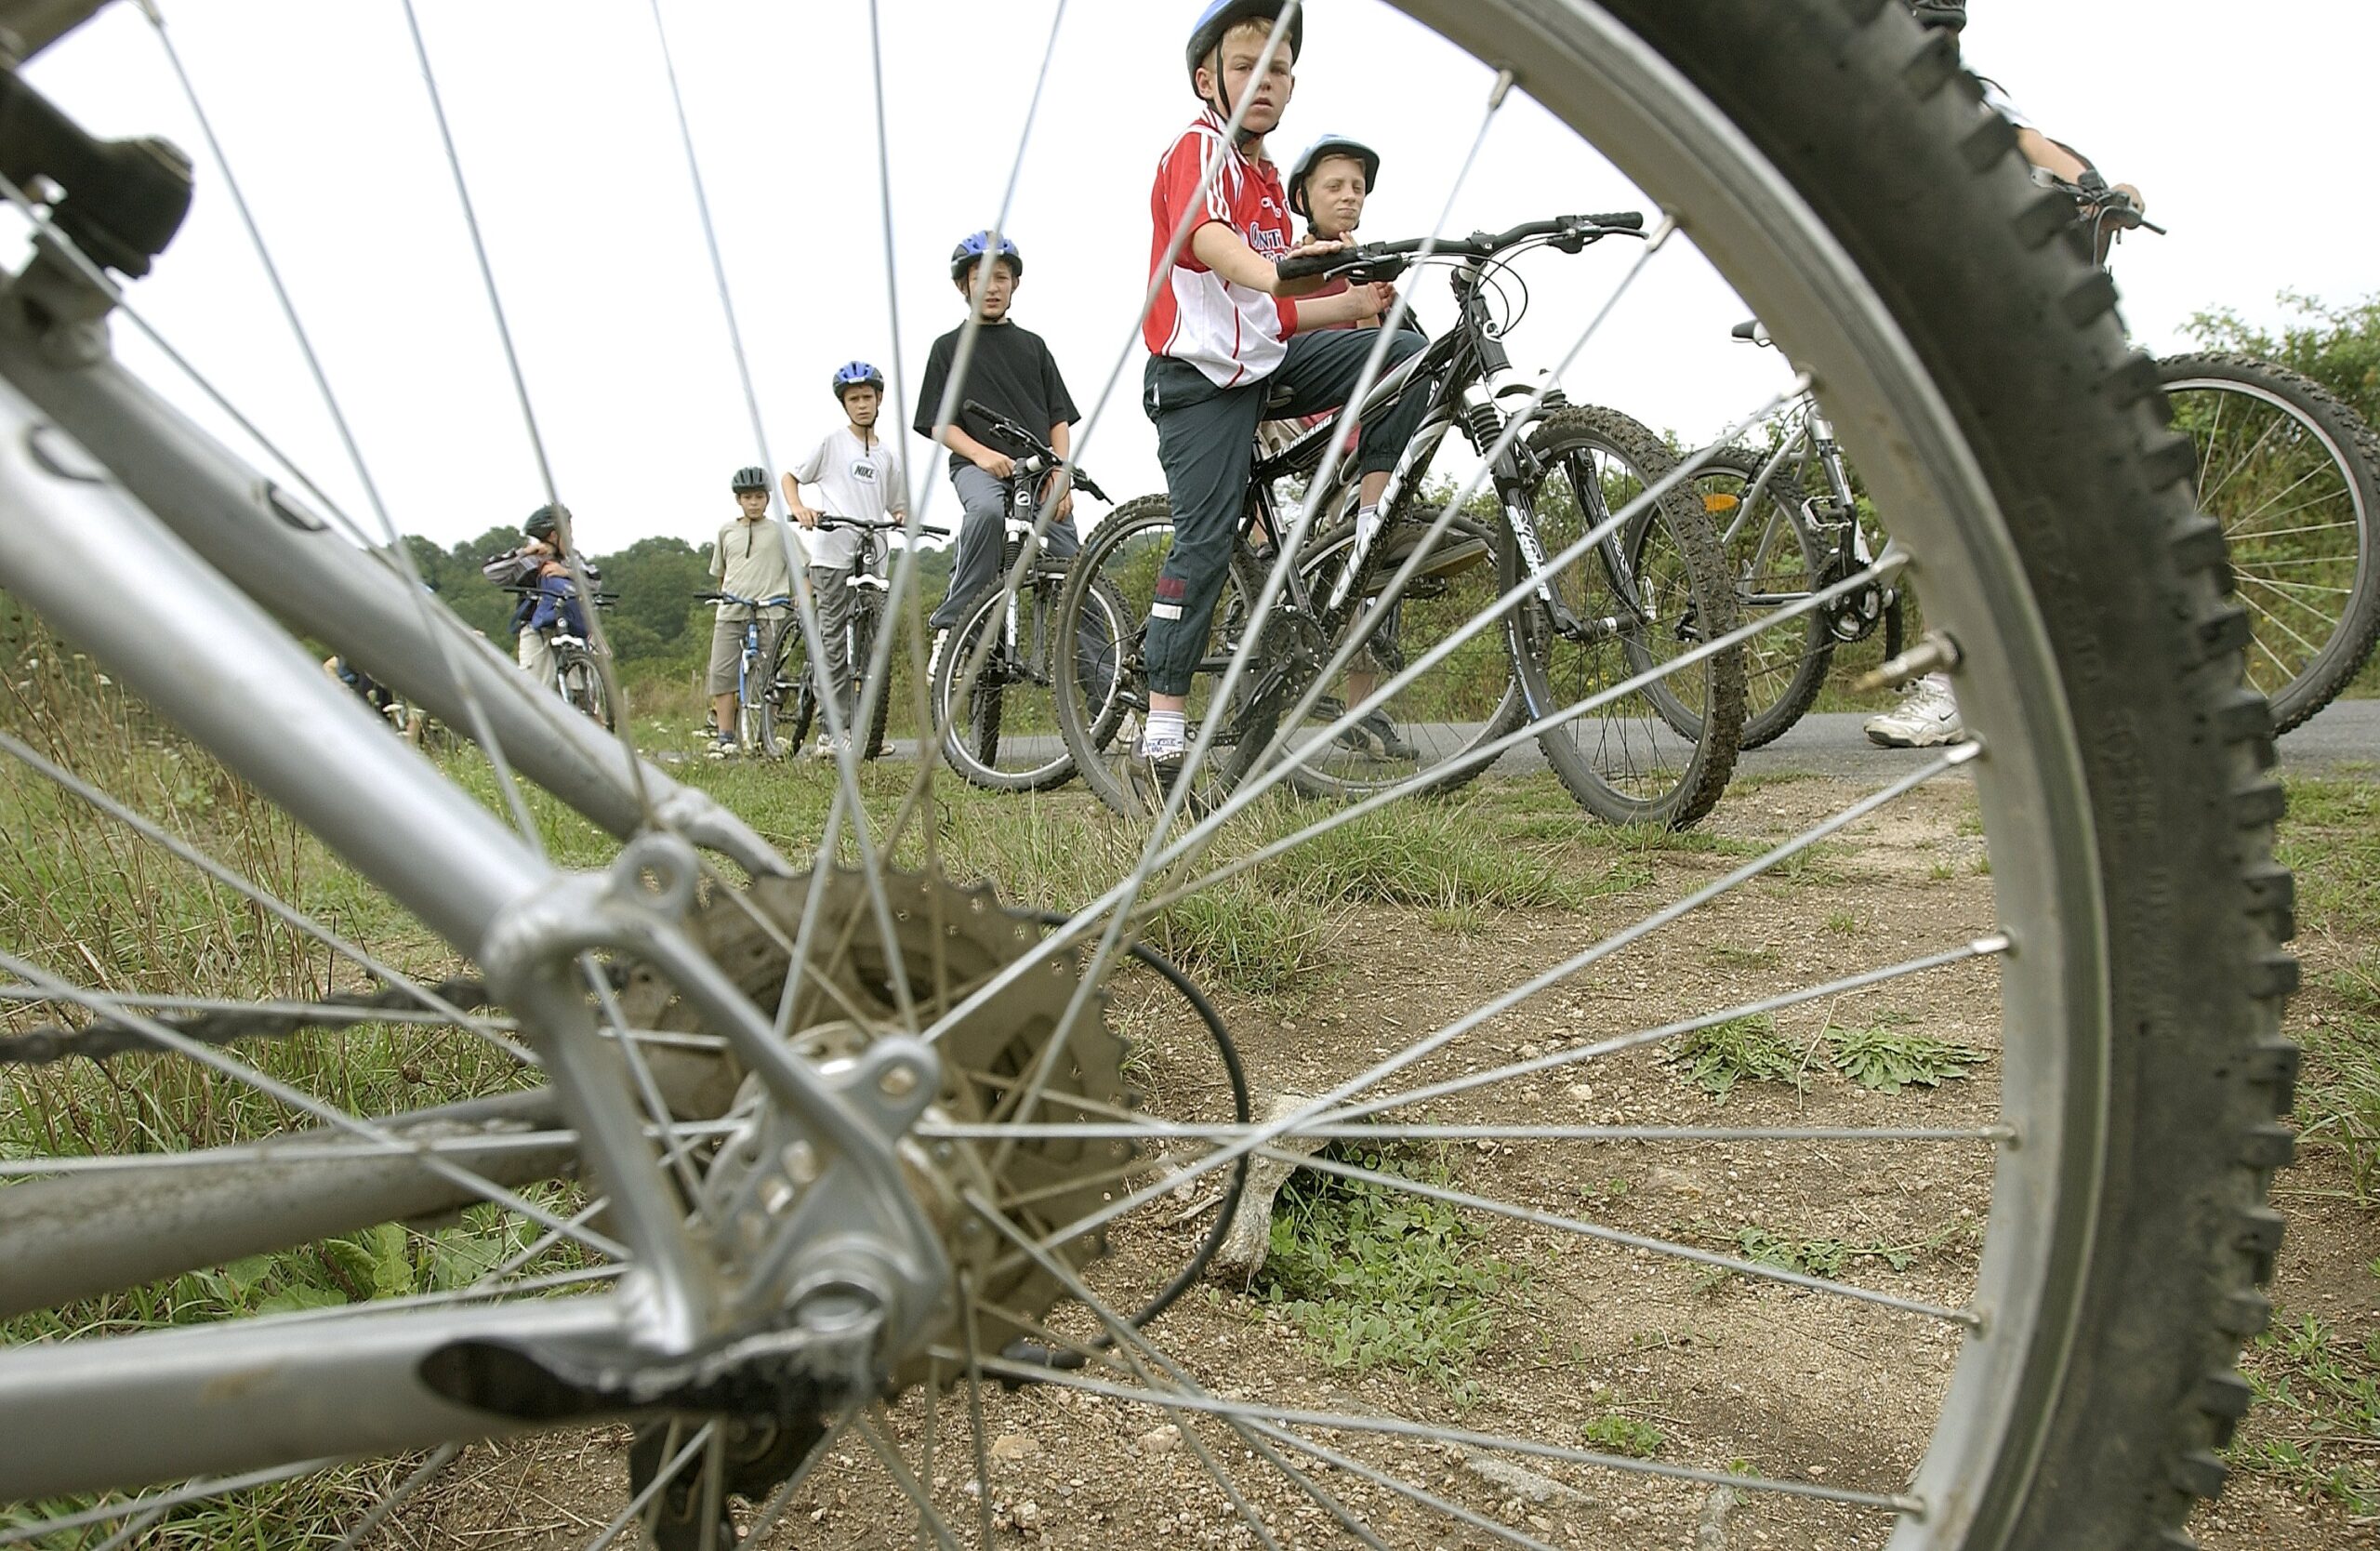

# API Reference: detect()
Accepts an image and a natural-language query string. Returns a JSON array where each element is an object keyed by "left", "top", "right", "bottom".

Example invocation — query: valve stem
[{"left": 1855, "top": 630, "right": 1962, "bottom": 695}]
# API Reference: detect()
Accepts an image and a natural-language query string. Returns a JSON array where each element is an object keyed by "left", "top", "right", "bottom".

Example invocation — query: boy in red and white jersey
[{"left": 1135, "top": 1, "right": 1430, "bottom": 776}]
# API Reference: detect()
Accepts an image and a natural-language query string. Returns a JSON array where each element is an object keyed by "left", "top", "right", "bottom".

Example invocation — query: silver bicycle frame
[{"left": 0, "top": 254, "right": 945, "bottom": 1497}]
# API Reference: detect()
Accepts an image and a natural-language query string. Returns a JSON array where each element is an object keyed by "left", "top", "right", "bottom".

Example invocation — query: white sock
[
  {"left": 1355, "top": 503, "right": 1382, "bottom": 553},
  {"left": 1144, "top": 709, "right": 1187, "bottom": 751}
]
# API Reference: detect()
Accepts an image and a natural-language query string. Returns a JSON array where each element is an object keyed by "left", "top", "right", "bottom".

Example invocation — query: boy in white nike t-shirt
[{"left": 786, "top": 362, "right": 907, "bottom": 756}]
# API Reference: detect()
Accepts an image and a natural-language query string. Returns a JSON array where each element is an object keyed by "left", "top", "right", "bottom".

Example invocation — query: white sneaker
[{"left": 1863, "top": 673, "right": 1967, "bottom": 749}]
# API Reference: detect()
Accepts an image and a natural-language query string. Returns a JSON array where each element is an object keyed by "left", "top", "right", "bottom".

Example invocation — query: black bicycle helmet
[
  {"left": 523, "top": 503, "right": 567, "bottom": 539},
  {"left": 1185, "top": 0, "right": 1302, "bottom": 87},
  {"left": 1908, "top": 0, "right": 1967, "bottom": 33},
  {"left": 831, "top": 361, "right": 886, "bottom": 403},
  {"left": 949, "top": 232, "right": 1021, "bottom": 284},
  {"left": 1287, "top": 132, "right": 1380, "bottom": 220},
  {"left": 730, "top": 466, "right": 768, "bottom": 493}
]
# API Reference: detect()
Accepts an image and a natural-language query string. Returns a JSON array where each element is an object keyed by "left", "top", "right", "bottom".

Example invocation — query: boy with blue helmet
[
  {"left": 913, "top": 233, "right": 1081, "bottom": 645},
  {"left": 785, "top": 362, "right": 907, "bottom": 757},
  {"left": 1136, "top": 2, "right": 1431, "bottom": 773}
]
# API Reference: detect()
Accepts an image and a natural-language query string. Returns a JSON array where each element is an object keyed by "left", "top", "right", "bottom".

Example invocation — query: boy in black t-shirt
[{"left": 915, "top": 232, "right": 1081, "bottom": 635}]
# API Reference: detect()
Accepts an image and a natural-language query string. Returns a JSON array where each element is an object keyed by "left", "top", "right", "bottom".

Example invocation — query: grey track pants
[
  {"left": 1139, "top": 326, "right": 1428, "bottom": 698},
  {"left": 930, "top": 462, "right": 1081, "bottom": 632}
]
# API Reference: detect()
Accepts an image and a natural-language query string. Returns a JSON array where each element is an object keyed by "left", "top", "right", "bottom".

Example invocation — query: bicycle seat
[{"left": 1730, "top": 319, "right": 1770, "bottom": 346}]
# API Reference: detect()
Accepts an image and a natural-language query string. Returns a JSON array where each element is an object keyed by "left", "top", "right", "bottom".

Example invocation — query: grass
[
  {"left": 1829, "top": 1022, "right": 1988, "bottom": 1094},
  {"left": 1257, "top": 1148, "right": 1519, "bottom": 1399},
  {"left": 2219, "top": 776, "right": 2380, "bottom": 1513},
  {"left": 1659, "top": 1014, "right": 1801, "bottom": 1101},
  {"left": 2274, "top": 777, "right": 2380, "bottom": 1203},
  {"left": 1694, "top": 1218, "right": 1964, "bottom": 1292},
  {"left": 2232, "top": 1311, "right": 2380, "bottom": 1516},
  {"left": 1580, "top": 1406, "right": 1664, "bottom": 1459}
]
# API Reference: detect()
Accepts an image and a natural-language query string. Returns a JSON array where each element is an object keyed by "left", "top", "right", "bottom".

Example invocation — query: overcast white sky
[{"left": 18, "top": 1, "right": 2377, "bottom": 556}]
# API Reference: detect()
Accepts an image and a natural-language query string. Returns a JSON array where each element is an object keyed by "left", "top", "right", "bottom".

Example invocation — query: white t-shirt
[{"left": 790, "top": 427, "right": 906, "bottom": 570}]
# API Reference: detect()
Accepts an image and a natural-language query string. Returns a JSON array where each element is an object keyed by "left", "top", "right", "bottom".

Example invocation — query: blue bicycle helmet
[
  {"left": 1185, "top": 0, "right": 1302, "bottom": 86},
  {"left": 831, "top": 361, "right": 885, "bottom": 403},
  {"left": 949, "top": 232, "right": 1022, "bottom": 284},
  {"left": 1287, "top": 133, "right": 1381, "bottom": 219}
]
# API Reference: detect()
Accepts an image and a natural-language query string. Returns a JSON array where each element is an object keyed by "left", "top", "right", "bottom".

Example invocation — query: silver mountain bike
[{"left": 0, "top": 4, "right": 2294, "bottom": 1550}]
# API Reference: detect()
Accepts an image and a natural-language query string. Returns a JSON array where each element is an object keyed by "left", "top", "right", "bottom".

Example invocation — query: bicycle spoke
[
  {"left": 0, "top": 727, "right": 532, "bottom": 1067},
  {"left": 393, "top": 0, "right": 664, "bottom": 842},
  {"left": 964, "top": 1356, "right": 1921, "bottom": 1514},
  {"left": 958, "top": 1195, "right": 1390, "bottom": 1551},
  {"left": 331, "top": 1443, "right": 462, "bottom": 1551},
  {"left": 1282, "top": 1146, "right": 1972, "bottom": 1322},
  {"left": 637, "top": 0, "right": 930, "bottom": 1042},
  {"left": 0, "top": 951, "right": 628, "bottom": 1261},
  {"left": 1031, "top": 747, "right": 1973, "bottom": 1254},
  {"left": 853, "top": 1407, "right": 966, "bottom": 1551},
  {"left": 0, "top": 1458, "right": 338, "bottom": 1545},
  {"left": 583, "top": 1419, "right": 715, "bottom": 1551},
  {"left": 2235, "top": 588, "right": 2331, "bottom": 661},
  {"left": 141, "top": 2, "right": 562, "bottom": 855}
]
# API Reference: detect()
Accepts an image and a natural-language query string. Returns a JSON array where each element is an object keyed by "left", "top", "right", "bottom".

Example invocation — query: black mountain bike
[
  {"left": 930, "top": 402, "right": 1130, "bottom": 792},
  {"left": 1054, "top": 213, "right": 1745, "bottom": 828}
]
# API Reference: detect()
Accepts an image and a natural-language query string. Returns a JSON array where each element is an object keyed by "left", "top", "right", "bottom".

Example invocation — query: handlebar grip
[
  {"left": 1583, "top": 211, "right": 1645, "bottom": 232},
  {"left": 961, "top": 399, "right": 1006, "bottom": 427},
  {"left": 1275, "top": 251, "right": 1341, "bottom": 283}
]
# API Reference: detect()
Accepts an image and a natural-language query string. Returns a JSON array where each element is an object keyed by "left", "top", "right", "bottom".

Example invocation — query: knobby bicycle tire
[
  {"left": 854, "top": 607, "right": 892, "bottom": 760},
  {"left": 2159, "top": 350, "right": 2380, "bottom": 733},
  {"left": 936, "top": 570, "right": 1131, "bottom": 794},
  {"left": 1510, "top": 403, "right": 1745, "bottom": 828},
  {"left": 1687, "top": 444, "right": 1836, "bottom": 748},
  {"left": 1589, "top": 4, "right": 2295, "bottom": 1542},
  {"left": 1054, "top": 497, "right": 1265, "bottom": 819},
  {"left": 764, "top": 618, "right": 813, "bottom": 756}
]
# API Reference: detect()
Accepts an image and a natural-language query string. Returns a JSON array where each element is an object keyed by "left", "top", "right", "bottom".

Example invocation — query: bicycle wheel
[
  {"left": 937, "top": 571, "right": 1130, "bottom": 793},
  {"left": 848, "top": 608, "right": 893, "bottom": 760},
  {"left": 1276, "top": 510, "right": 1527, "bottom": 799},
  {"left": 1689, "top": 444, "right": 1837, "bottom": 747},
  {"left": 1054, "top": 497, "right": 1264, "bottom": 818},
  {"left": 764, "top": 617, "right": 814, "bottom": 757},
  {"left": 0, "top": 5, "right": 2299, "bottom": 1550},
  {"left": 1511, "top": 404, "right": 1744, "bottom": 827},
  {"left": 2160, "top": 351, "right": 2380, "bottom": 732},
  {"left": 559, "top": 648, "right": 613, "bottom": 732}
]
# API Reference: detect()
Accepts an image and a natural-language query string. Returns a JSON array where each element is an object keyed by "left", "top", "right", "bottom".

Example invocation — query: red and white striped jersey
[{"left": 1144, "top": 110, "right": 1302, "bottom": 389}]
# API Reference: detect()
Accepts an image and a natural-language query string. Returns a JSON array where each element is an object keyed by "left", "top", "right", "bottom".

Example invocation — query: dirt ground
[{"left": 374, "top": 776, "right": 2372, "bottom": 1551}]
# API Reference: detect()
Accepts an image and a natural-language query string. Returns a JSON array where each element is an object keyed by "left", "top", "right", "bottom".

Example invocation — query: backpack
[{"left": 482, "top": 548, "right": 541, "bottom": 590}]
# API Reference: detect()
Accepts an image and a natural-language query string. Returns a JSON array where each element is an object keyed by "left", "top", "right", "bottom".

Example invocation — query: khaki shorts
[{"left": 707, "top": 614, "right": 786, "bottom": 696}]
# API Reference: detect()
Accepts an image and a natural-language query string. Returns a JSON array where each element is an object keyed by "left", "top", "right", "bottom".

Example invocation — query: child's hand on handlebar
[
  {"left": 970, "top": 447, "right": 1018, "bottom": 481},
  {"left": 1348, "top": 281, "right": 1398, "bottom": 322}
]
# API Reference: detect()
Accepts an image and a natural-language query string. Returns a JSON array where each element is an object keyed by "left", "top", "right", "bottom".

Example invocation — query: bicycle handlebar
[
  {"left": 958, "top": 400, "right": 1111, "bottom": 504},
  {"left": 694, "top": 590, "right": 796, "bottom": 607},
  {"left": 813, "top": 514, "right": 953, "bottom": 538},
  {"left": 1274, "top": 211, "right": 1647, "bottom": 284}
]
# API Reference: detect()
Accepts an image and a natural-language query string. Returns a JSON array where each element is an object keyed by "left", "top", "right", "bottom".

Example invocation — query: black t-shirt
[{"left": 913, "top": 319, "right": 1079, "bottom": 476}]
